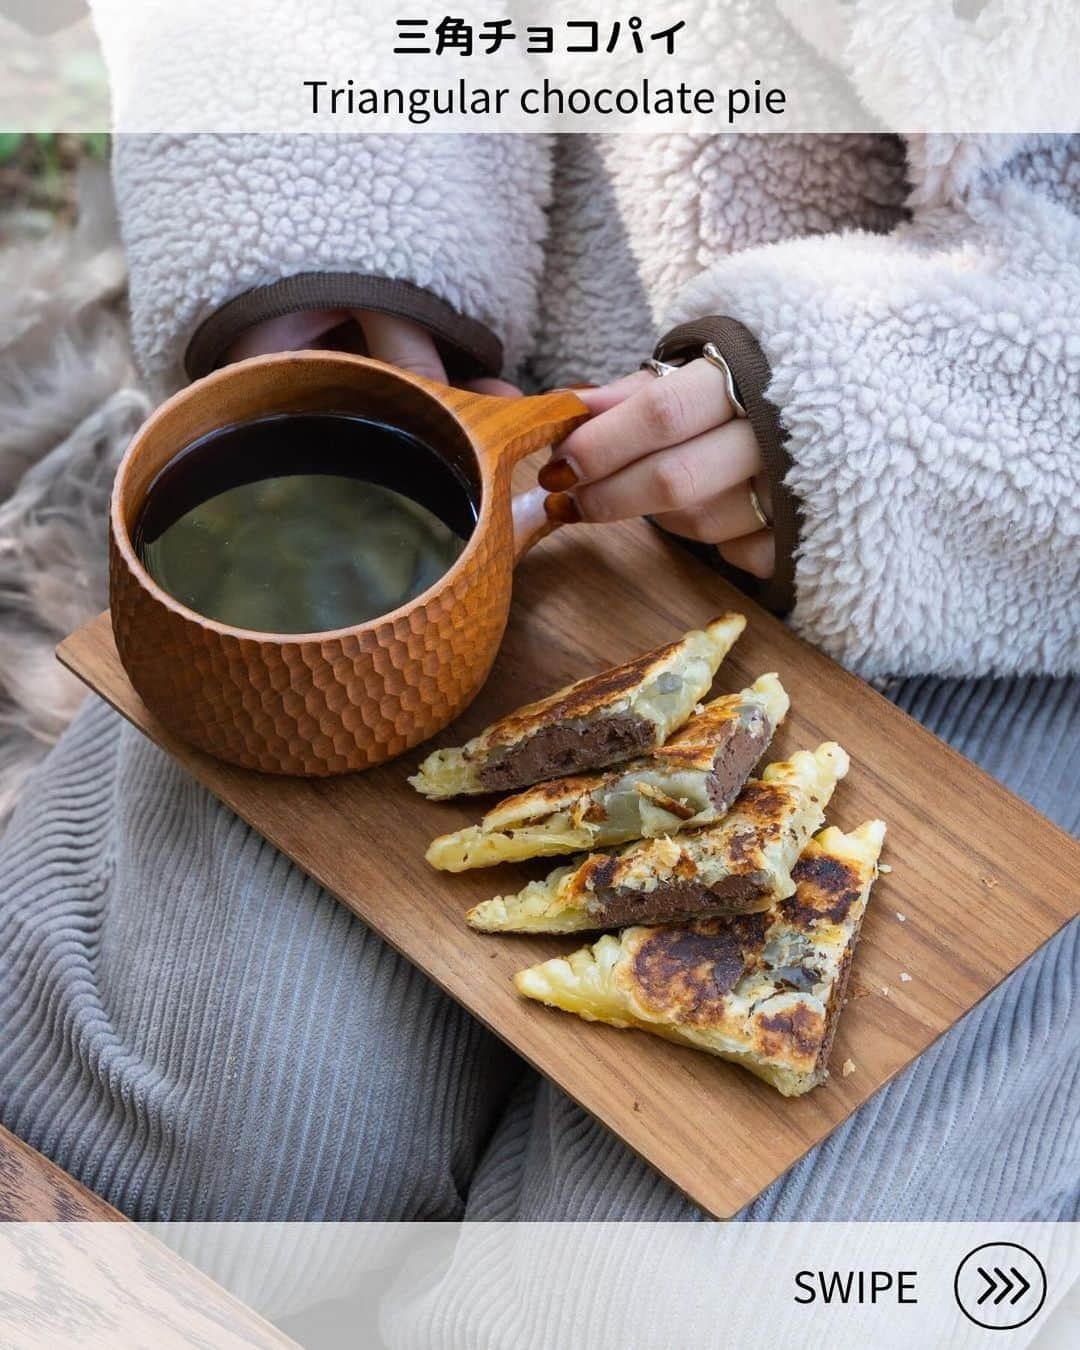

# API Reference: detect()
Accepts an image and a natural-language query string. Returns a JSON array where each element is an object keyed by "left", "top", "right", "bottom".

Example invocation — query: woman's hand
[
  {"left": 224, "top": 309, "right": 517, "bottom": 397},
  {"left": 540, "top": 361, "right": 775, "bottom": 580}
]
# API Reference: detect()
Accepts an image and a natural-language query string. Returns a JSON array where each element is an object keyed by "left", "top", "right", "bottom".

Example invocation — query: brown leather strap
[
  {"left": 654, "top": 316, "right": 798, "bottom": 616},
  {"left": 186, "top": 273, "right": 503, "bottom": 382}
]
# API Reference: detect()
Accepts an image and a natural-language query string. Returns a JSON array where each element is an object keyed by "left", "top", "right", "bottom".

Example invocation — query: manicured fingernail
[
  {"left": 544, "top": 491, "right": 582, "bottom": 525},
  {"left": 538, "top": 457, "right": 581, "bottom": 491}
]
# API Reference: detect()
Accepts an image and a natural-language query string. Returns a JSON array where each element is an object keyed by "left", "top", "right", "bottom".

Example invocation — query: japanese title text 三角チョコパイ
[{"left": 393, "top": 16, "right": 686, "bottom": 57}]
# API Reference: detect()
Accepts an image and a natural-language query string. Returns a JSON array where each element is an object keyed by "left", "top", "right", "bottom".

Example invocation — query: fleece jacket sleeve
[
  {"left": 112, "top": 133, "right": 552, "bottom": 388},
  {"left": 663, "top": 135, "right": 1080, "bottom": 680}
]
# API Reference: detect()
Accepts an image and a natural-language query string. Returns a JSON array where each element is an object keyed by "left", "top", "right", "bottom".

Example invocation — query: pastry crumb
[
  {"left": 878, "top": 863, "right": 892, "bottom": 874},
  {"left": 694, "top": 703, "right": 706, "bottom": 715},
  {"left": 841, "top": 1059, "right": 856, "bottom": 1078},
  {"left": 981, "top": 875, "right": 999, "bottom": 889},
  {"left": 900, "top": 972, "right": 912, "bottom": 983},
  {"left": 895, "top": 911, "right": 906, "bottom": 922},
  {"left": 881, "top": 986, "right": 890, "bottom": 997}
]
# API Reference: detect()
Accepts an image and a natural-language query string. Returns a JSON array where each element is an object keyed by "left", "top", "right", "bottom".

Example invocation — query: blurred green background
[{"left": 0, "top": 131, "right": 107, "bottom": 240}]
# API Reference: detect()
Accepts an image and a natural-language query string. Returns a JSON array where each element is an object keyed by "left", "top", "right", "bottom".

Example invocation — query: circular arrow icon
[{"left": 955, "top": 1242, "right": 1047, "bottom": 1330}]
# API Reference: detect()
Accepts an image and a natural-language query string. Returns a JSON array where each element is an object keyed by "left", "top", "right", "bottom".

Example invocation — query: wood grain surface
[
  {"left": 59, "top": 510, "right": 1080, "bottom": 1219},
  {"left": 0, "top": 1128, "right": 294, "bottom": 1347},
  {"left": 0, "top": 1125, "right": 123, "bottom": 1222}
]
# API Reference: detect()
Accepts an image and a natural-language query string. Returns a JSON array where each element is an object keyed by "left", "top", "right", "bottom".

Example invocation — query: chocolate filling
[
  {"left": 589, "top": 872, "right": 771, "bottom": 928},
  {"left": 478, "top": 713, "right": 655, "bottom": 793},
  {"left": 705, "top": 711, "right": 770, "bottom": 813},
  {"left": 814, "top": 942, "right": 858, "bottom": 1079}
]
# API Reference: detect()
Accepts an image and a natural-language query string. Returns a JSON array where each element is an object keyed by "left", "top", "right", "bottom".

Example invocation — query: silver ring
[
  {"left": 641, "top": 357, "right": 679, "bottom": 378},
  {"left": 701, "top": 342, "right": 748, "bottom": 418},
  {"left": 747, "top": 481, "right": 772, "bottom": 530}
]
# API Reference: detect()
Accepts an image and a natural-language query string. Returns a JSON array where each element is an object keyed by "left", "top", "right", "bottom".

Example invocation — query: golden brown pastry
[
  {"left": 426, "top": 674, "right": 788, "bottom": 871},
  {"left": 409, "top": 614, "right": 746, "bottom": 799},
  {"left": 514, "top": 820, "right": 886, "bottom": 1096},
  {"left": 466, "top": 743, "right": 849, "bottom": 933}
]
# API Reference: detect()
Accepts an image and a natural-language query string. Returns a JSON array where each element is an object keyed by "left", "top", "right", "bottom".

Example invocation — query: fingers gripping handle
[
  {"left": 502, "top": 391, "right": 589, "bottom": 561},
  {"left": 495, "top": 389, "right": 591, "bottom": 468}
]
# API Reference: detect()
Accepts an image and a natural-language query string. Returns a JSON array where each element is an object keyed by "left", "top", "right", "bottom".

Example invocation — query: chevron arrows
[{"left": 977, "top": 1265, "right": 1031, "bottom": 1306}]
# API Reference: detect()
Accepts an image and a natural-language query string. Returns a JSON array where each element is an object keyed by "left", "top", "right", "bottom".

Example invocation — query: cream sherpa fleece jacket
[{"left": 109, "top": 5, "right": 1080, "bottom": 680}]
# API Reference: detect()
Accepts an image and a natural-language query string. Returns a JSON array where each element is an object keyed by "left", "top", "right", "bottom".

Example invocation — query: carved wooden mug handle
[
  {"left": 447, "top": 385, "right": 591, "bottom": 562},
  {"left": 511, "top": 484, "right": 558, "bottom": 562}
]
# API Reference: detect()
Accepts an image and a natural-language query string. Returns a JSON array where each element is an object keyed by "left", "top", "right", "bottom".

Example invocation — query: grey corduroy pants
[{"left": 1, "top": 676, "right": 1077, "bottom": 1225}]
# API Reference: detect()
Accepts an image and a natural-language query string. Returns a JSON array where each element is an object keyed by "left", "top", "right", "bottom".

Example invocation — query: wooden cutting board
[{"left": 58, "top": 514, "right": 1078, "bottom": 1219}]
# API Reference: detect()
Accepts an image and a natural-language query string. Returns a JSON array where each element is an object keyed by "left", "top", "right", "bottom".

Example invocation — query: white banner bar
[
  {"left": 1, "top": 1, "right": 1078, "bottom": 133},
  {"left": 2, "top": 1221, "right": 1077, "bottom": 1347}
]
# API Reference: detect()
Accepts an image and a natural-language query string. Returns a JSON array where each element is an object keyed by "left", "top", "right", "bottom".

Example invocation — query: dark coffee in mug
[{"left": 134, "top": 413, "right": 476, "bottom": 634}]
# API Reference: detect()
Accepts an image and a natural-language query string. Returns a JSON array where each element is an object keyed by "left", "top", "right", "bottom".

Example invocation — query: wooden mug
[{"left": 109, "top": 352, "right": 589, "bottom": 775}]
